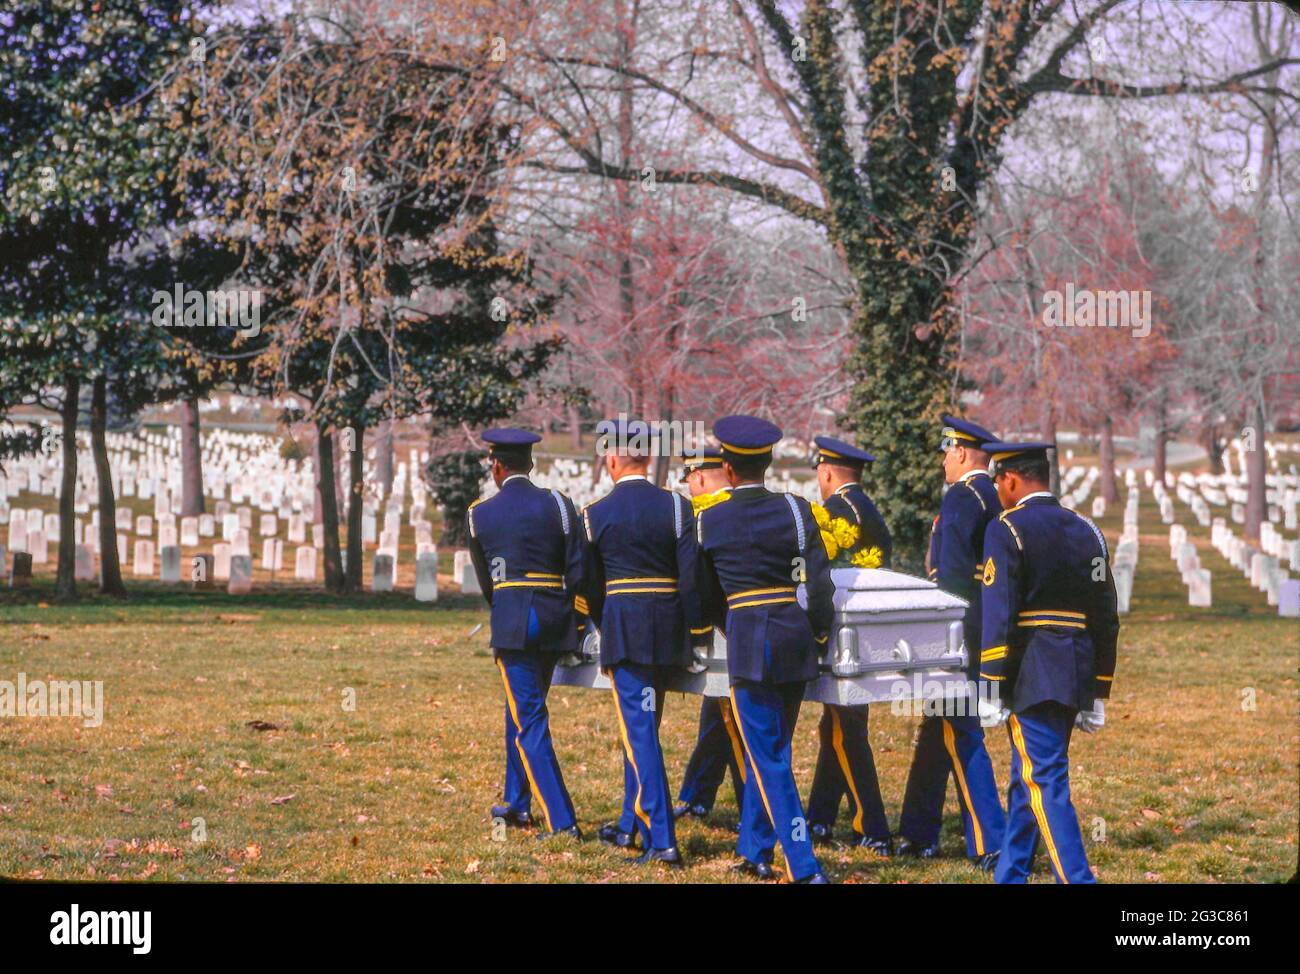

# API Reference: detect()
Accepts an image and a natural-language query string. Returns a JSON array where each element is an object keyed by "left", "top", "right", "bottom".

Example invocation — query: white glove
[
  {"left": 978, "top": 697, "right": 1009, "bottom": 729},
  {"left": 1075, "top": 700, "right": 1105, "bottom": 734}
]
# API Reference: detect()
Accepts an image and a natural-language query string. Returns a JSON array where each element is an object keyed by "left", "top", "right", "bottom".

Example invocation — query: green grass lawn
[{"left": 0, "top": 487, "right": 1295, "bottom": 883}]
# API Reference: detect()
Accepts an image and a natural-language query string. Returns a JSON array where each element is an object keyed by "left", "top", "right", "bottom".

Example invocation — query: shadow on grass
[{"left": 0, "top": 580, "right": 486, "bottom": 625}]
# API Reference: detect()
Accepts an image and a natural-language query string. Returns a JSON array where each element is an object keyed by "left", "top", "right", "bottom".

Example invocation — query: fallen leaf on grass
[
  {"left": 1140, "top": 808, "right": 1160, "bottom": 820},
  {"left": 269, "top": 794, "right": 295, "bottom": 806},
  {"left": 246, "top": 720, "right": 280, "bottom": 732}
]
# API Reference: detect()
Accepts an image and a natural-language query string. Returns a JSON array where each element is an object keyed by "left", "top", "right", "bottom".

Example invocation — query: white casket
[{"left": 551, "top": 568, "right": 970, "bottom": 706}]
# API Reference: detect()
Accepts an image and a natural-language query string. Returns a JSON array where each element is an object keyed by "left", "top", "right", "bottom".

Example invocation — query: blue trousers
[
  {"left": 609, "top": 662, "right": 678, "bottom": 851},
  {"left": 495, "top": 650, "right": 576, "bottom": 833},
  {"left": 899, "top": 713, "right": 1006, "bottom": 857},
  {"left": 731, "top": 681, "right": 821, "bottom": 882},
  {"left": 807, "top": 704, "right": 890, "bottom": 840},
  {"left": 996, "top": 703, "right": 1095, "bottom": 884},
  {"left": 676, "top": 696, "right": 746, "bottom": 813}
]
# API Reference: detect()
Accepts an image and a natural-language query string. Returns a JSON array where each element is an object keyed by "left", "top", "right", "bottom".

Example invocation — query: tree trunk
[
  {"left": 55, "top": 374, "right": 80, "bottom": 602},
  {"left": 374, "top": 418, "right": 394, "bottom": 498},
  {"left": 345, "top": 422, "right": 365, "bottom": 593},
  {"left": 1040, "top": 400, "right": 1060, "bottom": 495},
  {"left": 179, "top": 395, "right": 205, "bottom": 516},
  {"left": 316, "top": 424, "right": 344, "bottom": 593},
  {"left": 1244, "top": 400, "right": 1267, "bottom": 542},
  {"left": 1204, "top": 421, "right": 1224, "bottom": 474},
  {"left": 569, "top": 403, "right": 582, "bottom": 451},
  {"left": 92, "top": 376, "right": 126, "bottom": 597},
  {"left": 1099, "top": 416, "right": 1118, "bottom": 503},
  {"left": 1153, "top": 399, "right": 1168, "bottom": 488}
]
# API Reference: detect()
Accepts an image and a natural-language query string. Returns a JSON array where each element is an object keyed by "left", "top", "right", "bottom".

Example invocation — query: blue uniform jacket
[
  {"left": 825, "top": 482, "right": 892, "bottom": 567},
  {"left": 579, "top": 477, "right": 700, "bottom": 669},
  {"left": 979, "top": 494, "right": 1119, "bottom": 712},
  {"left": 927, "top": 471, "right": 1000, "bottom": 680},
  {"left": 467, "top": 476, "right": 585, "bottom": 653},
  {"left": 696, "top": 486, "right": 834, "bottom": 686}
]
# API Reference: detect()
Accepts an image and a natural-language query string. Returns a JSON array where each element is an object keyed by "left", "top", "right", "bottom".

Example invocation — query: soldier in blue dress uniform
[
  {"left": 467, "top": 428, "right": 584, "bottom": 839},
  {"left": 673, "top": 448, "right": 747, "bottom": 823},
  {"left": 805, "top": 436, "right": 893, "bottom": 857},
  {"left": 897, "top": 416, "right": 1007, "bottom": 868},
  {"left": 978, "top": 441, "right": 1118, "bottom": 883},
  {"left": 581, "top": 418, "right": 700, "bottom": 866},
  {"left": 695, "top": 415, "right": 830, "bottom": 883}
]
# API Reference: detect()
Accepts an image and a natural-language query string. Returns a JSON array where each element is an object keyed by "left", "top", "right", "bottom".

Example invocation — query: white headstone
[
  {"left": 371, "top": 553, "right": 394, "bottom": 592},
  {"left": 213, "top": 543, "right": 233, "bottom": 581},
  {"left": 160, "top": 545, "right": 182, "bottom": 583},
  {"left": 7, "top": 514, "right": 27, "bottom": 552},
  {"left": 135, "top": 515, "right": 153, "bottom": 536},
  {"left": 199, "top": 513, "right": 216, "bottom": 538},
  {"left": 1113, "top": 564, "right": 1134, "bottom": 614},
  {"left": 259, "top": 514, "right": 278, "bottom": 536},
  {"left": 294, "top": 545, "right": 317, "bottom": 581},
  {"left": 1188, "top": 569, "right": 1212, "bottom": 607},
  {"left": 415, "top": 550, "right": 438, "bottom": 602},
  {"left": 181, "top": 517, "right": 199, "bottom": 547},
  {"left": 288, "top": 514, "right": 306, "bottom": 544},
  {"left": 132, "top": 539, "right": 155, "bottom": 576},
  {"left": 228, "top": 554, "right": 253, "bottom": 595},
  {"left": 28, "top": 530, "right": 48, "bottom": 565},
  {"left": 457, "top": 557, "right": 481, "bottom": 595},
  {"left": 74, "top": 544, "right": 96, "bottom": 581}
]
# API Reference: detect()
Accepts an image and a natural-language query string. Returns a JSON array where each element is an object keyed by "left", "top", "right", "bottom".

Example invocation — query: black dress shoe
[
  {"left": 895, "top": 836, "right": 939, "bottom": 859},
  {"left": 794, "top": 871, "right": 831, "bottom": 884},
  {"left": 975, "top": 850, "right": 1000, "bottom": 873},
  {"left": 597, "top": 822, "right": 637, "bottom": 848},
  {"left": 810, "top": 824, "right": 834, "bottom": 846},
  {"left": 536, "top": 825, "right": 583, "bottom": 842},
  {"left": 853, "top": 835, "right": 893, "bottom": 858},
  {"left": 489, "top": 805, "right": 533, "bottom": 828},
  {"left": 673, "top": 802, "right": 709, "bottom": 820},
  {"left": 631, "top": 846, "right": 684, "bottom": 867},
  {"left": 731, "top": 859, "right": 775, "bottom": 880}
]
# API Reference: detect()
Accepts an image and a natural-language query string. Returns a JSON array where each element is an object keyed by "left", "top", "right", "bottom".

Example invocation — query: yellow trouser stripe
[
  {"left": 729, "top": 586, "right": 797, "bottom": 602},
  {"left": 728, "top": 688, "right": 793, "bottom": 882},
  {"left": 608, "top": 576, "right": 677, "bottom": 584},
  {"left": 1019, "top": 610, "right": 1086, "bottom": 619},
  {"left": 497, "top": 659, "right": 553, "bottom": 831},
  {"left": 829, "top": 707, "right": 865, "bottom": 836},
  {"left": 942, "top": 718, "right": 985, "bottom": 856},
  {"left": 525, "top": 572, "right": 563, "bottom": 579},
  {"left": 690, "top": 625, "right": 713, "bottom": 635},
  {"left": 496, "top": 580, "right": 563, "bottom": 589},
  {"left": 1096, "top": 674, "right": 1113, "bottom": 682},
  {"left": 981, "top": 646, "right": 1008, "bottom": 662},
  {"left": 718, "top": 699, "right": 747, "bottom": 783},
  {"left": 609, "top": 676, "right": 652, "bottom": 835},
  {"left": 1017, "top": 620, "right": 1087, "bottom": 629},
  {"left": 607, "top": 587, "right": 678, "bottom": 595},
  {"left": 1009, "top": 715, "right": 1067, "bottom": 883}
]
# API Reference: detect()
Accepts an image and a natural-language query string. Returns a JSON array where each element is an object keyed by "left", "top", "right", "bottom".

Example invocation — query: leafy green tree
[{"left": 0, "top": 0, "right": 214, "bottom": 598}]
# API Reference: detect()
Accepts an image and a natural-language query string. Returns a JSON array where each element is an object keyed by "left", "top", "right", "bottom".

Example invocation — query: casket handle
[{"left": 891, "top": 639, "right": 912, "bottom": 663}]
